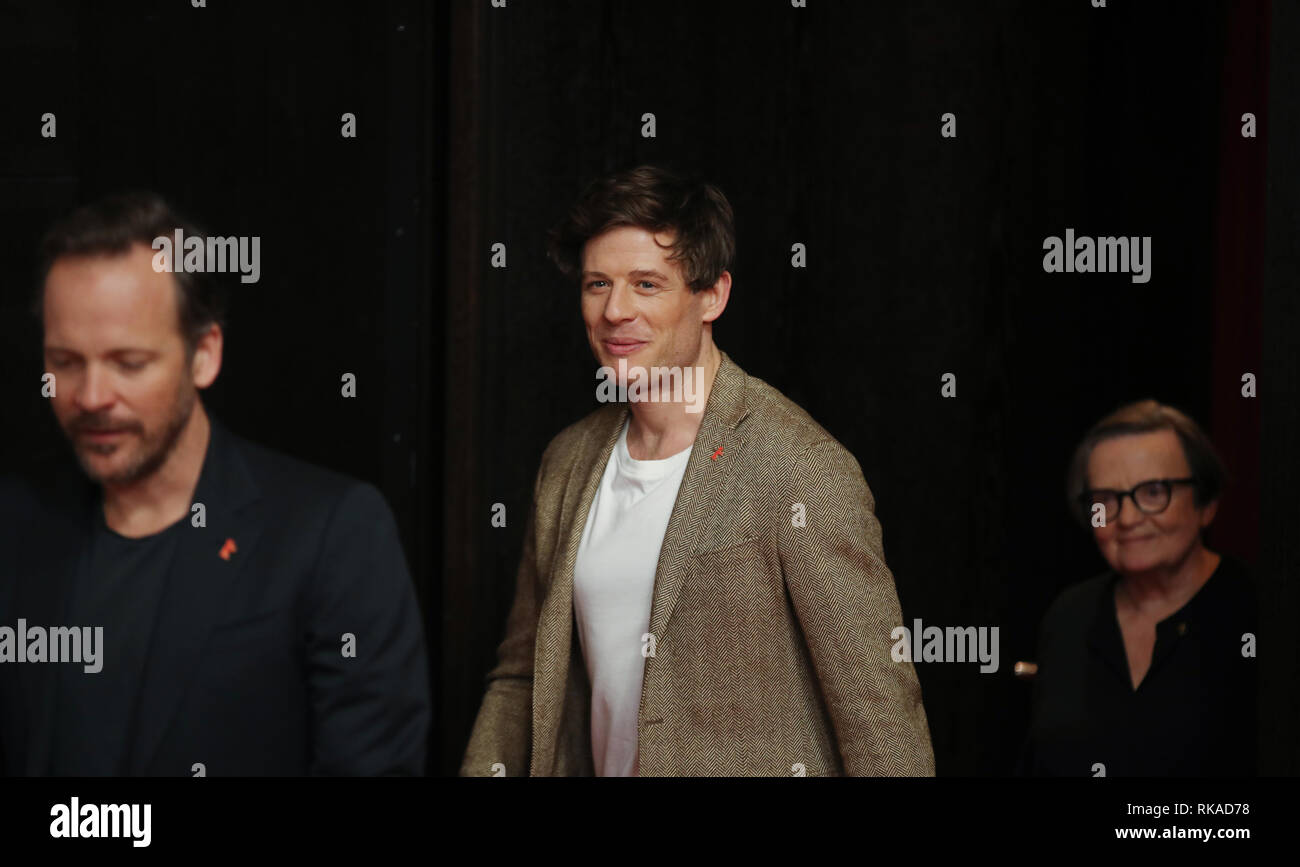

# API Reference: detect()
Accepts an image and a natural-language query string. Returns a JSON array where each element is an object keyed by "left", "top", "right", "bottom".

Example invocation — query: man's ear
[
  {"left": 700, "top": 270, "right": 732, "bottom": 324},
  {"left": 191, "top": 323, "right": 224, "bottom": 390}
]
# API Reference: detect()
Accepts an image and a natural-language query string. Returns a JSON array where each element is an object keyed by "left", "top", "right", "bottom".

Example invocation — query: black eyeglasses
[{"left": 1078, "top": 477, "right": 1198, "bottom": 524}]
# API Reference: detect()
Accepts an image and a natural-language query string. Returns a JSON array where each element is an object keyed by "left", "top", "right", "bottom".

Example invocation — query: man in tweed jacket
[{"left": 461, "top": 166, "right": 934, "bottom": 776}]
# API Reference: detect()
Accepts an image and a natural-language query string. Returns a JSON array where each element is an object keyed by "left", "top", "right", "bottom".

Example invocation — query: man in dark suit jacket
[{"left": 0, "top": 192, "right": 429, "bottom": 775}]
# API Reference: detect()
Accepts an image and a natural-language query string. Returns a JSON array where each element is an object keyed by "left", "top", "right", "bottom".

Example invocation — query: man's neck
[
  {"left": 625, "top": 342, "right": 722, "bottom": 461},
  {"left": 102, "top": 407, "right": 212, "bottom": 538}
]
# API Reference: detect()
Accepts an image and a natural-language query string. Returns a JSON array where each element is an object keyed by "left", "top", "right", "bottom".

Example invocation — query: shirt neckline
[
  {"left": 614, "top": 416, "right": 693, "bottom": 480},
  {"left": 95, "top": 499, "right": 191, "bottom": 544},
  {"left": 1090, "top": 555, "right": 1231, "bottom": 692}
]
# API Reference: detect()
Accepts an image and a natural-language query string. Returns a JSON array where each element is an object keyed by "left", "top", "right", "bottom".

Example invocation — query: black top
[
  {"left": 1020, "top": 555, "right": 1258, "bottom": 776},
  {"left": 49, "top": 506, "right": 187, "bottom": 775}
]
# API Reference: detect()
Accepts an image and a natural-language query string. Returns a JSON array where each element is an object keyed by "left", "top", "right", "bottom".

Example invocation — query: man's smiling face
[{"left": 580, "top": 225, "right": 718, "bottom": 383}]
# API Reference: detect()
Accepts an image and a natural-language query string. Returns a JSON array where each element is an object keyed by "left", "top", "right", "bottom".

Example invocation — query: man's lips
[
  {"left": 77, "top": 428, "right": 132, "bottom": 442},
  {"left": 603, "top": 339, "right": 647, "bottom": 356}
]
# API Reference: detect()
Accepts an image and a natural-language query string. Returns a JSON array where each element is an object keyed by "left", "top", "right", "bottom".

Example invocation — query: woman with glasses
[{"left": 1018, "top": 400, "right": 1258, "bottom": 776}]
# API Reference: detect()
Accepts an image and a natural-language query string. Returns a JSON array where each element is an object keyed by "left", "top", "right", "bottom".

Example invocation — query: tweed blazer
[{"left": 461, "top": 349, "right": 934, "bottom": 776}]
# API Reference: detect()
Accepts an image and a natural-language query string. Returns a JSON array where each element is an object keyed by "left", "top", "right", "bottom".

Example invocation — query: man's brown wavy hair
[{"left": 547, "top": 165, "right": 735, "bottom": 292}]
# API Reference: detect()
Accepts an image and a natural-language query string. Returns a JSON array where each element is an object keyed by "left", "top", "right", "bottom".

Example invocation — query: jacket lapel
[
  {"left": 648, "top": 350, "right": 750, "bottom": 636},
  {"left": 530, "top": 404, "right": 625, "bottom": 775},
  {"left": 125, "top": 419, "right": 264, "bottom": 773}
]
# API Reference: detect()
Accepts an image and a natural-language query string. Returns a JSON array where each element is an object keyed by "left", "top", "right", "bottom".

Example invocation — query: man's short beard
[{"left": 72, "top": 385, "right": 197, "bottom": 487}]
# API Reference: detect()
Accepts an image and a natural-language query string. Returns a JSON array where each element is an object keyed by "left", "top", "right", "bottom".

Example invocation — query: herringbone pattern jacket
[{"left": 461, "top": 350, "right": 935, "bottom": 776}]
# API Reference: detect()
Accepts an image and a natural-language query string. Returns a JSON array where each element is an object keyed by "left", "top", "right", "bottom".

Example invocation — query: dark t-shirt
[
  {"left": 48, "top": 505, "right": 187, "bottom": 775},
  {"left": 1020, "top": 555, "right": 1259, "bottom": 776}
]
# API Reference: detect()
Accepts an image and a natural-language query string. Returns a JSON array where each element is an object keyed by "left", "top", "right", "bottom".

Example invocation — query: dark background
[{"left": 2, "top": 0, "right": 1295, "bottom": 777}]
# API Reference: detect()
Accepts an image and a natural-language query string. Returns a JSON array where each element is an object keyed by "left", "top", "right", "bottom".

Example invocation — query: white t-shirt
[{"left": 573, "top": 416, "right": 693, "bottom": 776}]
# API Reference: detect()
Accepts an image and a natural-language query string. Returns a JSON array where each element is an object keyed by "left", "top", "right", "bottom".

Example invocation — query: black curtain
[{"left": 1261, "top": 0, "right": 1300, "bottom": 776}]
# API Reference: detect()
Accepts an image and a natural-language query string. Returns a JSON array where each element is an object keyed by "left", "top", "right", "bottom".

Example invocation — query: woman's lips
[{"left": 604, "top": 340, "right": 646, "bottom": 356}]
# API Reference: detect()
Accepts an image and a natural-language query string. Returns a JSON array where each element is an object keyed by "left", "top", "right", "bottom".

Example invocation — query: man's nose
[
  {"left": 603, "top": 282, "right": 635, "bottom": 322},
  {"left": 75, "top": 364, "right": 116, "bottom": 412}
]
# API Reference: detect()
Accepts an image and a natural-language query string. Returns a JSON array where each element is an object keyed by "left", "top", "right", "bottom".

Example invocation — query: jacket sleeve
[
  {"left": 305, "top": 483, "right": 431, "bottom": 775},
  {"left": 777, "top": 439, "right": 935, "bottom": 776},
  {"left": 459, "top": 453, "right": 547, "bottom": 777}
]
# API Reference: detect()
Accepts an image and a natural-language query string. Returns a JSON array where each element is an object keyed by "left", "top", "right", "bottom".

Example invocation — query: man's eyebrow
[
  {"left": 580, "top": 268, "right": 673, "bottom": 283},
  {"left": 627, "top": 269, "right": 671, "bottom": 282},
  {"left": 43, "top": 346, "right": 158, "bottom": 358}
]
